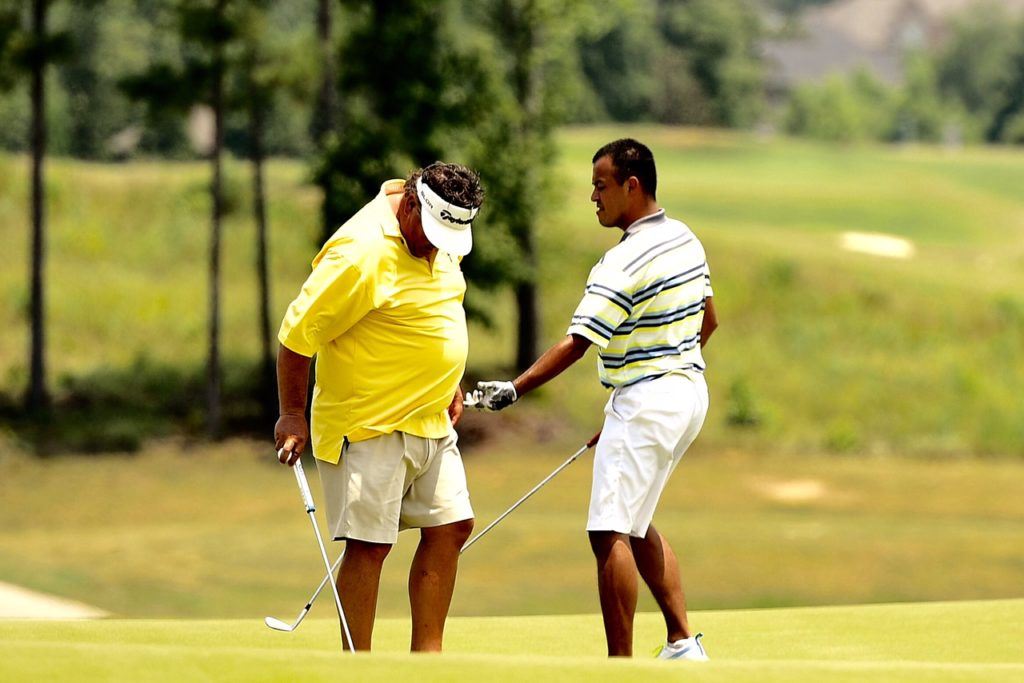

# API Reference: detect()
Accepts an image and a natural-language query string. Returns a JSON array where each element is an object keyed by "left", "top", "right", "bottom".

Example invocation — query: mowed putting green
[{"left": 2, "top": 600, "right": 1021, "bottom": 682}]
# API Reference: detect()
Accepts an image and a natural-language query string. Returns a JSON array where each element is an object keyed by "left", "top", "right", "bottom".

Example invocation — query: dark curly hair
[{"left": 405, "top": 162, "right": 485, "bottom": 210}]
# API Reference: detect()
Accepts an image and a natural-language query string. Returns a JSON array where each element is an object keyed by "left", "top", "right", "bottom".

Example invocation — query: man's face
[
  {"left": 591, "top": 155, "right": 630, "bottom": 229},
  {"left": 399, "top": 192, "right": 438, "bottom": 260}
]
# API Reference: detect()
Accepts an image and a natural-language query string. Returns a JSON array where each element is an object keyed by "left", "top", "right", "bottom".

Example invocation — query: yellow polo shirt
[{"left": 278, "top": 180, "right": 468, "bottom": 464}]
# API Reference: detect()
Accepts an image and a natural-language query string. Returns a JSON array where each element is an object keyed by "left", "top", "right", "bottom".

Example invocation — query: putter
[
  {"left": 279, "top": 449, "right": 356, "bottom": 652},
  {"left": 460, "top": 430, "right": 601, "bottom": 553},
  {"left": 264, "top": 549, "right": 344, "bottom": 632}
]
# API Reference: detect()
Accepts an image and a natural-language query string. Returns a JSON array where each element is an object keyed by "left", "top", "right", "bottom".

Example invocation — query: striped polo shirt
[{"left": 566, "top": 210, "right": 713, "bottom": 388}]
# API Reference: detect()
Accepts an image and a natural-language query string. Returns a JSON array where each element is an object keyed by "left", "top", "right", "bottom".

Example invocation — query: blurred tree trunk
[
  {"left": 206, "top": 0, "right": 226, "bottom": 439},
  {"left": 248, "top": 95, "right": 275, "bottom": 418},
  {"left": 314, "top": 0, "right": 446, "bottom": 237},
  {"left": 311, "top": 0, "right": 337, "bottom": 144},
  {"left": 988, "top": 44, "right": 1024, "bottom": 142},
  {"left": 505, "top": 0, "right": 540, "bottom": 370},
  {"left": 514, "top": 263, "right": 539, "bottom": 370},
  {"left": 27, "top": 0, "right": 49, "bottom": 414}
]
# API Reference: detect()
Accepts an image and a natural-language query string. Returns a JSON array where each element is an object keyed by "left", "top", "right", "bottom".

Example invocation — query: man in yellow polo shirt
[{"left": 274, "top": 162, "right": 484, "bottom": 652}]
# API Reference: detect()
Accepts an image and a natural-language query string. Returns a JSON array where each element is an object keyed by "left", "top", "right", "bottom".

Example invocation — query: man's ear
[
  {"left": 401, "top": 191, "right": 416, "bottom": 216},
  {"left": 626, "top": 176, "right": 640, "bottom": 194}
]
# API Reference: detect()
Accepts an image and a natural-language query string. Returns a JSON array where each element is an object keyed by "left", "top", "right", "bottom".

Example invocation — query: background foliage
[
  {"left": 2, "top": 0, "right": 1023, "bottom": 455},
  {"left": 9, "top": 0, "right": 1024, "bottom": 157},
  {"left": 2, "top": 126, "right": 1023, "bottom": 456}
]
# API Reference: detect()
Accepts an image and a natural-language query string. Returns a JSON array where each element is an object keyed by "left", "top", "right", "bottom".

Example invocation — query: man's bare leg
[
  {"left": 336, "top": 539, "right": 392, "bottom": 650},
  {"left": 631, "top": 524, "right": 692, "bottom": 643},
  {"left": 589, "top": 530, "right": 639, "bottom": 657},
  {"left": 409, "top": 518, "right": 474, "bottom": 652}
]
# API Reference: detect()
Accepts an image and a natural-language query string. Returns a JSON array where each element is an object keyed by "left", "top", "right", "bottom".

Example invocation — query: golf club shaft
[
  {"left": 304, "top": 550, "right": 345, "bottom": 621},
  {"left": 291, "top": 457, "right": 356, "bottom": 652},
  {"left": 279, "top": 549, "right": 345, "bottom": 631},
  {"left": 461, "top": 431, "right": 601, "bottom": 554}
]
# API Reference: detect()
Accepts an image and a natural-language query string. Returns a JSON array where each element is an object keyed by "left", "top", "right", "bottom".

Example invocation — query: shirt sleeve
[
  {"left": 703, "top": 261, "right": 714, "bottom": 298},
  {"left": 277, "top": 250, "right": 375, "bottom": 357},
  {"left": 566, "top": 264, "right": 634, "bottom": 350}
]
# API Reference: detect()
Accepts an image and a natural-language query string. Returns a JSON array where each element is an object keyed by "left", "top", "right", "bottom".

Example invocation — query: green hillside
[
  {"left": 2, "top": 600, "right": 1021, "bottom": 682},
  {"left": 535, "top": 128, "right": 1024, "bottom": 456},
  {"left": 2, "top": 126, "right": 1023, "bottom": 455}
]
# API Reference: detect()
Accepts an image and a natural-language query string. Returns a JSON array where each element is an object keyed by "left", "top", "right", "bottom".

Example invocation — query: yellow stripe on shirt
[{"left": 566, "top": 211, "right": 713, "bottom": 389}]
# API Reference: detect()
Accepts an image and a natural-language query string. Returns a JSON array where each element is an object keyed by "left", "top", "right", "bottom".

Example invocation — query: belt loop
[{"left": 340, "top": 436, "right": 349, "bottom": 459}]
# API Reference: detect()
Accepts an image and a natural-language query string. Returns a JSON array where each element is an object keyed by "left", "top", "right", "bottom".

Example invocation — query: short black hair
[
  {"left": 592, "top": 138, "right": 657, "bottom": 199},
  {"left": 405, "top": 162, "right": 485, "bottom": 209}
]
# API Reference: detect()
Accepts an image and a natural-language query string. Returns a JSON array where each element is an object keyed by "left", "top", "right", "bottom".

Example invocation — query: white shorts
[
  {"left": 587, "top": 372, "right": 708, "bottom": 538},
  {"left": 316, "top": 430, "right": 474, "bottom": 545}
]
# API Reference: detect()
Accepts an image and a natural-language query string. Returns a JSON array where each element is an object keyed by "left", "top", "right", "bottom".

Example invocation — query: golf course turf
[
  {"left": 2, "top": 599, "right": 1021, "bottom": 681},
  {"left": 2, "top": 127, "right": 1023, "bottom": 681}
]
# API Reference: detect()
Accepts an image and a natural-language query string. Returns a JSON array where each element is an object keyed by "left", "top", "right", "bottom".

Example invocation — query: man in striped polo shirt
[{"left": 471, "top": 139, "right": 718, "bottom": 660}]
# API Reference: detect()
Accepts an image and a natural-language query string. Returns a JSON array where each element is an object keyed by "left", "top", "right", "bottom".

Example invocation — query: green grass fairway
[
  {"left": 2, "top": 443, "right": 1022, "bottom": 618},
  {"left": 2, "top": 600, "right": 1021, "bottom": 681}
]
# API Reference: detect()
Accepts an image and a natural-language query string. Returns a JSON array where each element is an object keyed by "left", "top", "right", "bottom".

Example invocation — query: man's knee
[
  {"left": 451, "top": 517, "right": 474, "bottom": 542},
  {"left": 346, "top": 538, "right": 393, "bottom": 564},
  {"left": 442, "top": 518, "right": 477, "bottom": 544},
  {"left": 589, "top": 530, "right": 630, "bottom": 559},
  {"left": 426, "top": 517, "right": 474, "bottom": 546},
  {"left": 629, "top": 524, "right": 661, "bottom": 550}
]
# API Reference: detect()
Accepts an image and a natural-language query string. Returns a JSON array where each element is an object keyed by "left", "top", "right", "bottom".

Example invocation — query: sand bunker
[
  {"left": 841, "top": 231, "right": 915, "bottom": 259},
  {"left": 0, "top": 581, "right": 107, "bottom": 619},
  {"left": 758, "top": 479, "right": 827, "bottom": 503}
]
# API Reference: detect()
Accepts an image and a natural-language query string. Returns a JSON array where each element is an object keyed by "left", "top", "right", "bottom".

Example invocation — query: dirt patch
[{"left": 0, "top": 581, "right": 107, "bottom": 619}]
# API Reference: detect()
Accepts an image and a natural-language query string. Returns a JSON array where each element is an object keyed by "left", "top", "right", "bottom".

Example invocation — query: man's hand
[
  {"left": 275, "top": 413, "right": 308, "bottom": 466},
  {"left": 448, "top": 385, "right": 465, "bottom": 427},
  {"left": 467, "top": 380, "right": 518, "bottom": 412}
]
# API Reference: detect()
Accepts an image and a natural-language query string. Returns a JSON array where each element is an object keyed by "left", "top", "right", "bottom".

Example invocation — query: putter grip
[{"left": 293, "top": 459, "right": 316, "bottom": 512}]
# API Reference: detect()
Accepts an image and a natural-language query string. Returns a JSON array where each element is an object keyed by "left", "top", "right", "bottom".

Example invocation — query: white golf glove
[{"left": 467, "top": 380, "right": 518, "bottom": 411}]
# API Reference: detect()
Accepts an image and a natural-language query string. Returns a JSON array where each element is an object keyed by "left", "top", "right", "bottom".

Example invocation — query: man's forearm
[
  {"left": 512, "top": 334, "right": 591, "bottom": 398},
  {"left": 277, "top": 345, "right": 313, "bottom": 415}
]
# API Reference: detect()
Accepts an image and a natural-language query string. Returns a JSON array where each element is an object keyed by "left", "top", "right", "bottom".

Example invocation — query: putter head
[{"left": 264, "top": 616, "right": 295, "bottom": 632}]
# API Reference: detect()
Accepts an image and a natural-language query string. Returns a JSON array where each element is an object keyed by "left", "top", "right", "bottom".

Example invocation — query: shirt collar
[
  {"left": 377, "top": 178, "right": 444, "bottom": 271},
  {"left": 624, "top": 209, "right": 666, "bottom": 237},
  {"left": 378, "top": 179, "right": 405, "bottom": 239}
]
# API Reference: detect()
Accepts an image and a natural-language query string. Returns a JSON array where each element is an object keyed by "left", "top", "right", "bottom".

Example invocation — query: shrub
[
  {"left": 783, "top": 71, "right": 894, "bottom": 142},
  {"left": 1002, "top": 113, "right": 1024, "bottom": 145},
  {"left": 726, "top": 378, "right": 762, "bottom": 428}
]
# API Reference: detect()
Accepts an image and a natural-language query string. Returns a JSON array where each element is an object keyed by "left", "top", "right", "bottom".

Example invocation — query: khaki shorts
[{"left": 316, "top": 430, "right": 473, "bottom": 544}]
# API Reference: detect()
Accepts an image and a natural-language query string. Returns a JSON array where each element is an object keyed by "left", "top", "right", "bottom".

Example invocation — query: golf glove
[{"left": 470, "top": 380, "right": 518, "bottom": 411}]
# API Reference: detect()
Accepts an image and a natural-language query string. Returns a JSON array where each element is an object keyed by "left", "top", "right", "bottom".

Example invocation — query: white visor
[{"left": 416, "top": 177, "right": 477, "bottom": 256}]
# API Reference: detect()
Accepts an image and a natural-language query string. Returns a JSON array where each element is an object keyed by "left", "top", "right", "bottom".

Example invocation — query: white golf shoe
[{"left": 655, "top": 633, "right": 709, "bottom": 661}]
